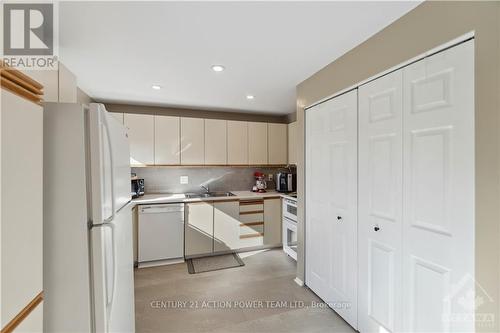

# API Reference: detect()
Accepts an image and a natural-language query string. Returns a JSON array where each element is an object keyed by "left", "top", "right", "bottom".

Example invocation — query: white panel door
[
  {"left": 402, "top": 41, "right": 474, "bottom": 332},
  {"left": 306, "top": 89, "right": 358, "bottom": 329},
  {"left": 227, "top": 121, "right": 249, "bottom": 165},
  {"left": 155, "top": 115, "right": 180, "bottom": 165},
  {"left": 180, "top": 118, "right": 205, "bottom": 165},
  {"left": 248, "top": 122, "right": 268, "bottom": 164},
  {"left": 205, "top": 119, "right": 227, "bottom": 164},
  {"left": 358, "top": 70, "right": 403, "bottom": 333},
  {"left": 268, "top": 123, "right": 287, "bottom": 164},
  {"left": 124, "top": 113, "right": 154, "bottom": 165}
]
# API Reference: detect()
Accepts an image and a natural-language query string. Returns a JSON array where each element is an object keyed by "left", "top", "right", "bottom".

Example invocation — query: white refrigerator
[{"left": 44, "top": 103, "right": 135, "bottom": 332}]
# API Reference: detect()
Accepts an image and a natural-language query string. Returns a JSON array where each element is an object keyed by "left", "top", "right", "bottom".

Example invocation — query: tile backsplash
[{"left": 132, "top": 166, "right": 295, "bottom": 194}]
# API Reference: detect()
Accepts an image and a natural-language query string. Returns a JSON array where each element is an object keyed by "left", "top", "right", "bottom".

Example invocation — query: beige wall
[
  {"left": 295, "top": 2, "right": 500, "bottom": 331},
  {"left": 104, "top": 103, "right": 289, "bottom": 123},
  {"left": 76, "top": 87, "right": 93, "bottom": 105}
]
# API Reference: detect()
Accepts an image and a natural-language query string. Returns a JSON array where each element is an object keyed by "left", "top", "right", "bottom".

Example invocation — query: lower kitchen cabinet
[
  {"left": 263, "top": 198, "right": 282, "bottom": 246},
  {"left": 213, "top": 200, "right": 240, "bottom": 252},
  {"left": 186, "top": 197, "right": 284, "bottom": 257},
  {"left": 185, "top": 202, "right": 214, "bottom": 257}
]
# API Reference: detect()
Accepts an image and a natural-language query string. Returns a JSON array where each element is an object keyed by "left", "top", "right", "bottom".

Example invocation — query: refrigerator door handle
[
  {"left": 102, "top": 112, "right": 116, "bottom": 224},
  {"left": 102, "top": 222, "right": 117, "bottom": 324}
]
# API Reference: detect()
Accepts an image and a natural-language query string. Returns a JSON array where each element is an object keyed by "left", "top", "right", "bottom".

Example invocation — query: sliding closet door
[
  {"left": 306, "top": 89, "right": 358, "bottom": 329},
  {"left": 402, "top": 40, "right": 474, "bottom": 332},
  {"left": 358, "top": 70, "right": 403, "bottom": 333}
]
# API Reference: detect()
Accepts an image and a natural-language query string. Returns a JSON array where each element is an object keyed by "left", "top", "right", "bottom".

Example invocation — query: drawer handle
[{"left": 374, "top": 225, "right": 380, "bottom": 232}]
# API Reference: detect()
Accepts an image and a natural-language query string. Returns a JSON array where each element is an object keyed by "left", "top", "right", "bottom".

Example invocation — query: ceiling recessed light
[
  {"left": 211, "top": 65, "right": 225, "bottom": 72},
  {"left": 152, "top": 85, "right": 161, "bottom": 90},
  {"left": 246, "top": 95, "right": 255, "bottom": 100}
]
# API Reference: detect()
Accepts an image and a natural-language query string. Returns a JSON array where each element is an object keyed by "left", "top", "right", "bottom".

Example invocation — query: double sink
[{"left": 185, "top": 191, "right": 235, "bottom": 199}]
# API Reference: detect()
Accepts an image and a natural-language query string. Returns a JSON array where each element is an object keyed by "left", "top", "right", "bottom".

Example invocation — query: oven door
[
  {"left": 283, "top": 199, "right": 297, "bottom": 221},
  {"left": 283, "top": 217, "right": 298, "bottom": 261}
]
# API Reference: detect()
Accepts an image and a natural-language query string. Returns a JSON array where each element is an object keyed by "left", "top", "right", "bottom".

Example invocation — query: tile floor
[{"left": 135, "top": 249, "right": 355, "bottom": 333}]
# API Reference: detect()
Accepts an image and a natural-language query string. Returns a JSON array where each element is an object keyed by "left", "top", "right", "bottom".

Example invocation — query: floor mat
[{"left": 187, "top": 253, "right": 245, "bottom": 274}]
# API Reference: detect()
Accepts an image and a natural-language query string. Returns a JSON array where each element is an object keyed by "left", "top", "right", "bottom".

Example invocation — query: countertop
[{"left": 131, "top": 190, "right": 286, "bottom": 206}]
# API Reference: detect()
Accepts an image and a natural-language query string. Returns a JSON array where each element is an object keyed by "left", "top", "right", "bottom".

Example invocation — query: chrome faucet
[{"left": 200, "top": 184, "right": 210, "bottom": 193}]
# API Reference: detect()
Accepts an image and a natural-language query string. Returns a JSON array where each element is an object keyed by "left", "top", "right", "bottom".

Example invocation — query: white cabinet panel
[
  {"left": 263, "top": 198, "right": 282, "bottom": 246},
  {"left": 155, "top": 115, "right": 180, "bottom": 165},
  {"left": 213, "top": 200, "right": 240, "bottom": 252},
  {"left": 402, "top": 40, "right": 474, "bottom": 333},
  {"left": 248, "top": 122, "right": 268, "bottom": 164},
  {"left": 181, "top": 118, "right": 205, "bottom": 165},
  {"left": 185, "top": 202, "right": 213, "bottom": 256},
  {"left": 358, "top": 70, "right": 403, "bottom": 333},
  {"left": 124, "top": 114, "right": 154, "bottom": 165},
  {"left": 227, "top": 121, "right": 248, "bottom": 165},
  {"left": 288, "top": 122, "right": 298, "bottom": 165},
  {"left": 1, "top": 89, "right": 43, "bottom": 327},
  {"left": 305, "top": 89, "right": 358, "bottom": 329},
  {"left": 268, "top": 123, "right": 287, "bottom": 165},
  {"left": 205, "top": 119, "right": 227, "bottom": 165}
]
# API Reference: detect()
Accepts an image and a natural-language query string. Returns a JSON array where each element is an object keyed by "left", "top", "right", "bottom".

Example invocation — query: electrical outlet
[
  {"left": 268, "top": 174, "right": 273, "bottom": 181},
  {"left": 180, "top": 176, "right": 189, "bottom": 184}
]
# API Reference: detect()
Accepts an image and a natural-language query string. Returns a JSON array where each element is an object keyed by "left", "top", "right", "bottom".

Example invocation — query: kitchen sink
[{"left": 185, "top": 192, "right": 235, "bottom": 199}]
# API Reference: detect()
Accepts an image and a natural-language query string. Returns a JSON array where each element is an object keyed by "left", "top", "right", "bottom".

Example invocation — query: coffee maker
[{"left": 275, "top": 172, "right": 296, "bottom": 193}]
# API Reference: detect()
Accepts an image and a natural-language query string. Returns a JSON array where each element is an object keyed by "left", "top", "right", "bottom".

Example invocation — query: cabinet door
[
  {"left": 181, "top": 118, "right": 205, "bottom": 165},
  {"left": 205, "top": 119, "right": 227, "bottom": 165},
  {"left": 305, "top": 89, "right": 358, "bottom": 329},
  {"left": 288, "top": 122, "right": 298, "bottom": 165},
  {"left": 185, "top": 202, "right": 213, "bottom": 257},
  {"left": 213, "top": 200, "right": 240, "bottom": 252},
  {"left": 1, "top": 89, "right": 43, "bottom": 328},
  {"left": 263, "top": 198, "right": 282, "bottom": 245},
  {"left": 402, "top": 41, "right": 474, "bottom": 333},
  {"left": 358, "top": 70, "right": 403, "bottom": 333},
  {"left": 155, "top": 115, "right": 180, "bottom": 165},
  {"left": 110, "top": 112, "right": 124, "bottom": 124},
  {"left": 248, "top": 122, "right": 268, "bottom": 164},
  {"left": 124, "top": 114, "right": 154, "bottom": 165},
  {"left": 227, "top": 121, "right": 248, "bottom": 165},
  {"left": 268, "top": 123, "right": 287, "bottom": 165}
]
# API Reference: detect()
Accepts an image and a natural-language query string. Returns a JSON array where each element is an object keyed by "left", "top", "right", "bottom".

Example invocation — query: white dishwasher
[{"left": 138, "top": 203, "right": 184, "bottom": 268}]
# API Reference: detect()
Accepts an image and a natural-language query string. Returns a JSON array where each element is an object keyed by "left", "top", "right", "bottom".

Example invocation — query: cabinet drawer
[
  {"left": 240, "top": 223, "right": 264, "bottom": 235},
  {"left": 238, "top": 234, "right": 264, "bottom": 248},
  {"left": 239, "top": 204, "right": 263, "bottom": 213},
  {"left": 239, "top": 213, "right": 264, "bottom": 224}
]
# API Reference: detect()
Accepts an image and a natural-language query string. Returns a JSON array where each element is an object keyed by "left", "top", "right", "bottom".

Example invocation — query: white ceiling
[{"left": 59, "top": 1, "right": 421, "bottom": 115}]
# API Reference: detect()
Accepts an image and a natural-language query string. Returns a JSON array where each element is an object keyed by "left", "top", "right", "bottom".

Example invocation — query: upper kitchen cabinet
[
  {"left": 227, "top": 121, "right": 249, "bottom": 165},
  {"left": 124, "top": 114, "right": 154, "bottom": 165},
  {"left": 181, "top": 118, "right": 205, "bottom": 165},
  {"left": 155, "top": 115, "right": 180, "bottom": 165},
  {"left": 288, "top": 122, "right": 298, "bottom": 165},
  {"left": 248, "top": 122, "right": 268, "bottom": 165},
  {"left": 268, "top": 123, "right": 287, "bottom": 165},
  {"left": 205, "top": 119, "right": 227, "bottom": 165},
  {"left": 23, "top": 62, "right": 77, "bottom": 103}
]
